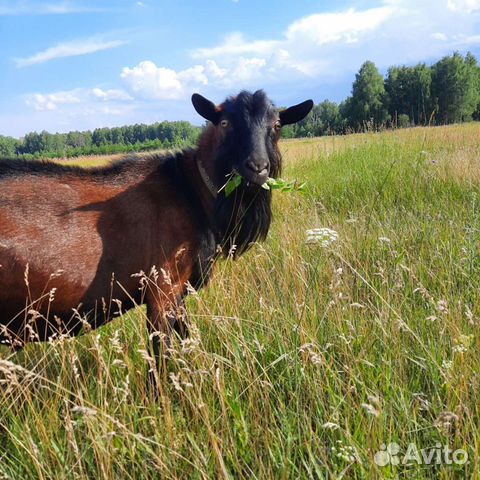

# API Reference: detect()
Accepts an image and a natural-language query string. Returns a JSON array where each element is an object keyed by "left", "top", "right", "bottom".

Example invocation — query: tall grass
[{"left": 1, "top": 123, "right": 479, "bottom": 479}]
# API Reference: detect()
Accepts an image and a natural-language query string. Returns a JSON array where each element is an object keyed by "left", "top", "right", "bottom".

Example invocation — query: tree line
[
  {"left": 283, "top": 51, "right": 480, "bottom": 137},
  {"left": 0, "top": 51, "right": 479, "bottom": 158},
  {"left": 0, "top": 121, "right": 201, "bottom": 159}
]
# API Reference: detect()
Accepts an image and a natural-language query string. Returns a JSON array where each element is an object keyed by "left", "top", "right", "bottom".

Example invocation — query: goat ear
[
  {"left": 279, "top": 99, "right": 314, "bottom": 125},
  {"left": 191, "top": 93, "right": 220, "bottom": 124}
]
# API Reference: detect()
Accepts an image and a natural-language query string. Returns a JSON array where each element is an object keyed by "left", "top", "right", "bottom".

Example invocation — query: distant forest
[
  {"left": 0, "top": 121, "right": 201, "bottom": 160},
  {"left": 1, "top": 51, "right": 479, "bottom": 159}
]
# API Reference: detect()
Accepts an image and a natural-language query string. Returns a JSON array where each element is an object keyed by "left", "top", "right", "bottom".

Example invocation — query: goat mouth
[{"left": 236, "top": 167, "right": 269, "bottom": 186}]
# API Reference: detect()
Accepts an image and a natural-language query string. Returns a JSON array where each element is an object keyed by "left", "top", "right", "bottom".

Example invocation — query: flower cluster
[
  {"left": 332, "top": 440, "right": 357, "bottom": 463},
  {"left": 306, "top": 228, "right": 339, "bottom": 247}
]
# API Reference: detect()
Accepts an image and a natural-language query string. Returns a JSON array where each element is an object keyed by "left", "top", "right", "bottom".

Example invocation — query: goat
[{"left": 0, "top": 90, "right": 313, "bottom": 387}]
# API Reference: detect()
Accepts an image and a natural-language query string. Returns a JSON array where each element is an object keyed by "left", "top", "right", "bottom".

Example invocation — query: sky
[{"left": 0, "top": 0, "right": 479, "bottom": 137}]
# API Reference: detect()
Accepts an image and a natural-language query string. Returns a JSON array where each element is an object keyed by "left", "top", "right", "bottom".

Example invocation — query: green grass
[{"left": 1, "top": 123, "right": 480, "bottom": 479}]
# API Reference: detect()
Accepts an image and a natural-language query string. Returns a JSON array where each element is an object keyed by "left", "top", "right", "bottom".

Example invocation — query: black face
[{"left": 192, "top": 90, "right": 314, "bottom": 185}]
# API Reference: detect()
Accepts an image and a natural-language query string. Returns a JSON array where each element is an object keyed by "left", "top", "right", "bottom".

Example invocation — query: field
[{"left": 1, "top": 123, "right": 479, "bottom": 479}]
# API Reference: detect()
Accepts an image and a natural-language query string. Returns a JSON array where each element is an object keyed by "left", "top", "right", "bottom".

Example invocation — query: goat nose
[{"left": 246, "top": 160, "right": 268, "bottom": 174}]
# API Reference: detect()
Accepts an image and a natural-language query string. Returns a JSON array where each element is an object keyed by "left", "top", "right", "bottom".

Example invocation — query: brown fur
[{"left": 0, "top": 153, "right": 207, "bottom": 348}]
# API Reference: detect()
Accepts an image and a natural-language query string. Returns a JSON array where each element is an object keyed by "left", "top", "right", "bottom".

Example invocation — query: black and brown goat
[{"left": 0, "top": 90, "right": 313, "bottom": 382}]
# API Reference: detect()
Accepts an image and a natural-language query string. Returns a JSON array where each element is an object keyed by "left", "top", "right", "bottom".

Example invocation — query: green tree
[
  {"left": 465, "top": 52, "right": 480, "bottom": 120},
  {"left": 280, "top": 101, "right": 342, "bottom": 138},
  {"left": 21, "top": 131, "right": 45, "bottom": 154},
  {"left": 386, "top": 64, "right": 432, "bottom": 125},
  {"left": 110, "top": 127, "right": 124, "bottom": 145},
  {"left": 316, "top": 100, "right": 342, "bottom": 134},
  {"left": 0, "top": 135, "right": 19, "bottom": 156},
  {"left": 432, "top": 52, "right": 478, "bottom": 123},
  {"left": 339, "top": 98, "right": 353, "bottom": 133},
  {"left": 348, "top": 61, "right": 389, "bottom": 130},
  {"left": 92, "top": 128, "right": 110, "bottom": 146}
]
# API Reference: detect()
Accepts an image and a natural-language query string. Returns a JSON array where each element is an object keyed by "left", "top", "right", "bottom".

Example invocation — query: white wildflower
[
  {"left": 442, "top": 359, "right": 453, "bottom": 371},
  {"left": 332, "top": 440, "right": 357, "bottom": 463},
  {"left": 453, "top": 334, "right": 473, "bottom": 354},
  {"left": 306, "top": 228, "right": 339, "bottom": 247},
  {"left": 322, "top": 422, "right": 339, "bottom": 430},
  {"left": 378, "top": 236, "right": 391, "bottom": 244},
  {"left": 452, "top": 344, "right": 467, "bottom": 354}
]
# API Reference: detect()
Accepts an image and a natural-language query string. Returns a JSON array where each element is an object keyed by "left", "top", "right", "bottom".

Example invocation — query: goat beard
[
  {"left": 213, "top": 146, "right": 281, "bottom": 257},
  {"left": 214, "top": 185, "right": 272, "bottom": 258}
]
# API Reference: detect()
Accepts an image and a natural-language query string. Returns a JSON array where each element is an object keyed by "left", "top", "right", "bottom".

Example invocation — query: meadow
[{"left": 1, "top": 123, "right": 479, "bottom": 479}]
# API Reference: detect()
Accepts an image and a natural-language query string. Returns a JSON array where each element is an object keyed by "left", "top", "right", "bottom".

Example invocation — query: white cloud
[
  {"left": 16, "top": 37, "right": 127, "bottom": 67},
  {"left": 121, "top": 60, "right": 235, "bottom": 100},
  {"left": 192, "top": 6, "right": 395, "bottom": 62},
  {"left": 178, "top": 65, "right": 209, "bottom": 86},
  {"left": 229, "top": 57, "right": 267, "bottom": 82},
  {"left": 447, "top": 0, "right": 480, "bottom": 13},
  {"left": 91, "top": 88, "right": 133, "bottom": 101},
  {"left": 25, "top": 87, "right": 132, "bottom": 111},
  {"left": 120, "top": 56, "right": 274, "bottom": 99},
  {"left": 192, "top": 32, "right": 279, "bottom": 59},
  {"left": 205, "top": 59, "right": 227, "bottom": 79},
  {"left": 285, "top": 7, "right": 395, "bottom": 45},
  {"left": 186, "top": 6, "right": 397, "bottom": 86},
  {"left": 25, "top": 91, "right": 82, "bottom": 110},
  {"left": 121, "top": 61, "right": 185, "bottom": 100}
]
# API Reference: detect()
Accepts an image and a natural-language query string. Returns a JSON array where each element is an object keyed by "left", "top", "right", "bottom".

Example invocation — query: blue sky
[{"left": 1, "top": 0, "right": 479, "bottom": 137}]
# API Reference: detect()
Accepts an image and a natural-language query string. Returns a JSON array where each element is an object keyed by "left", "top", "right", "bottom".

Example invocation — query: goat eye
[
  {"left": 274, "top": 120, "right": 281, "bottom": 131},
  {"left": 220, "top": 119, "right": 229, "bottom": 128}
]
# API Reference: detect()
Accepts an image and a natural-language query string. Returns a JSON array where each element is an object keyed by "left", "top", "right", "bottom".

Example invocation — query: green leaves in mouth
[{"left": 223, "top": 173, "right": 306, "bottom": 197}]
